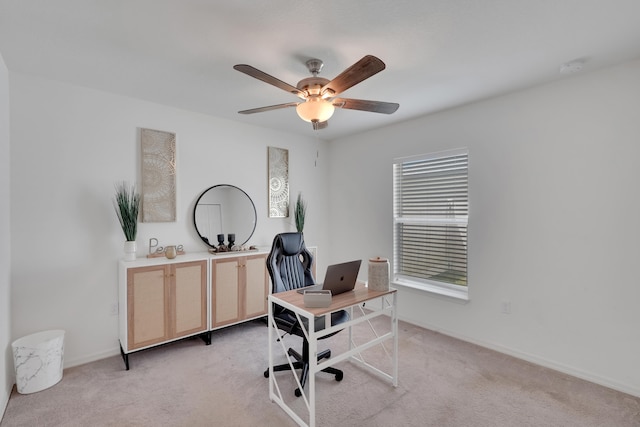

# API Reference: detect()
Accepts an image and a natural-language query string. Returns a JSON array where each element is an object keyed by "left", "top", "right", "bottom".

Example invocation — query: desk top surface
[{"left": 270, "top": 282, "right": 396, "bottom": 316}]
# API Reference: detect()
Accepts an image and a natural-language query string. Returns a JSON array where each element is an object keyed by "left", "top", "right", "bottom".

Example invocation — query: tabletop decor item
[
  {"left": 114, "top": 182, "right": 140, "bottom": 261},
  {"left": 146, "top": 244, "right": 185, "bottom": 258},
  {"left": 368, "top": 256, "right": 390, "bottom": 291},
  {"left": 164, "top": 245, "right": 177, "bottom": 259}
]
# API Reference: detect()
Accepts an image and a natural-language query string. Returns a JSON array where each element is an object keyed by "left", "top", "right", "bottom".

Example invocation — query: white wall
[
  {"left": 9, "top": 73, "right": 331, "bottom": 367},
  {"left": 328, "top": 59, "right": 640, "bottom": 397},
  {"left": 7, "top": 57, "right": 640, "bottom": 401},
  {"left": 0, "top": 52, "right": 12, "bottom": 418}
]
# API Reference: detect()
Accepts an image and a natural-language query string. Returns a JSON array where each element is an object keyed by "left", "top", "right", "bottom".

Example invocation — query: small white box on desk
[{"left": 303, "top": 290, "right": 332, "bottom": 308}]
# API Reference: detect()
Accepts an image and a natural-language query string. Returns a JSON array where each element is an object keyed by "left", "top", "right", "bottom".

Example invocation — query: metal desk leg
[
  {"left": 392, "top": 291, "right": 398, "bottom": 386},
  {"left": 268, "top": 298, "right": 274, "bottom": 400},
  {"left": 308, "top": 314, "right": 317, "bottom": 427}
]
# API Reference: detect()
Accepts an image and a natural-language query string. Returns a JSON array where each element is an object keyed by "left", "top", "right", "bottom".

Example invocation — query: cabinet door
[
  {"left": 211, "top": 258, "right": 241, "bottom": 327},
  {"left": 127, "top": 265, "right": 170, "bottom": 350},
  {"left": 172, "top": 260, "right": 207, "bottom": 338},
  {"left": 244, "top": 254, "right": 268, "bottom": 319}
]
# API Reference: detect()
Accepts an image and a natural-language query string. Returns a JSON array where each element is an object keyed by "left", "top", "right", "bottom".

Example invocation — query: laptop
[{"left": 297, "top": 260, "right": 362, "bottom": 295}]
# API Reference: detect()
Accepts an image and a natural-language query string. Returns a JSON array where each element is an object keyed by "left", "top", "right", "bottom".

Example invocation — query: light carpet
[{"left": 1, "top": 318, "right": 639, "bottom": 426}]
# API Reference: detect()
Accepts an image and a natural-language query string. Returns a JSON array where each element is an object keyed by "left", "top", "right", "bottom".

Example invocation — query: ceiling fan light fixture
[
  {"left": 296, "top": 97, "right": 335, "bottom": 123},
  {"left": 234, "top": 55, "right": 398, "bottom": 128}
]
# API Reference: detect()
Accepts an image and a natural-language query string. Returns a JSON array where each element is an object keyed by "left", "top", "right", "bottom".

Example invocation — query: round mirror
[{"left": 193, "top": 185, "right": 257, "bottom": 248}]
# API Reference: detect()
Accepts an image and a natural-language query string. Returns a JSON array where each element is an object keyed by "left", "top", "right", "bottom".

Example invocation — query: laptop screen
[{"left": 320, "top": 260, "right": 362, "bottom": 295}]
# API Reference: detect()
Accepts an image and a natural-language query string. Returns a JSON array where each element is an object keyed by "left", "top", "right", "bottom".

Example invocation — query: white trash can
[{"left": 12, "top": 330, "right": 65, "bottom": 394}]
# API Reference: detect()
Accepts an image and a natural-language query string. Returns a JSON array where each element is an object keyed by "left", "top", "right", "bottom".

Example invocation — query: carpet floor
[{"left": 1, "top": 317, "right": 639, "bottom": 426}]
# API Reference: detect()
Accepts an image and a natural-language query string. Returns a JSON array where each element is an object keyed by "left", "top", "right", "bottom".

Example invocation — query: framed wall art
[
  {"left": 268, "top": 146, "right": 289, "bottom": 218},
  {"left": 140, "top": 128, "right": 176, "bottom": 222}
]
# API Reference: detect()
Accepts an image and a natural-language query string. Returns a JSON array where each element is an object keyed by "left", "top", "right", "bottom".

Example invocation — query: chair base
[{"left": 264, "top": 345, "right": 344, "bottom": 397}]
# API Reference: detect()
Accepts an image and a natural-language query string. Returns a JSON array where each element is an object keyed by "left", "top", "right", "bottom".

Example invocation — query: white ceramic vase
[{"left": 123, "top": 241, "right": 137, "bottom": 261}]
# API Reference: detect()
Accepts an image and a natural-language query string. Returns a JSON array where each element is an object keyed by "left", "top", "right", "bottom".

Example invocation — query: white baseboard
[
  {"left": 0, "top": 385, "right": 10, "bottom": 423},
  {"left": 398, "top": 315, "right": 640, "bottom": 399},
  {"left": 64, "top": 348, "right": 120, "bottom": 369}
]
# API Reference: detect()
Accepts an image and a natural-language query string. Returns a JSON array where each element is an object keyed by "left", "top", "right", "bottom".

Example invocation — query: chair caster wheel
[
  {"left": 263, "top": 370, "right": 269, "bottom": 378},
  {"left": 335, "top": 372, "right": 344, "bottom": 381},
  {"left": 295, "top": 388, "right": 302, "bottom": 397}
]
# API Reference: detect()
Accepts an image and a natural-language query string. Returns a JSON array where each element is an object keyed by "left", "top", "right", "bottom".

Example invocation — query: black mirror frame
[{"left": 193, "top": 184, "right": 257, "bottom": 248}]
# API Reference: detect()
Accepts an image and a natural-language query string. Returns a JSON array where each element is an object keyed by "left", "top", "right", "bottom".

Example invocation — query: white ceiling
[{"left": 1, "top": 0, "right": 640, "bottom": 141}]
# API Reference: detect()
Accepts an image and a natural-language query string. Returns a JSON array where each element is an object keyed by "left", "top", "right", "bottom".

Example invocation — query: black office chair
[{"left": 264, "top": 232, "right": 349, "bottom": 397}]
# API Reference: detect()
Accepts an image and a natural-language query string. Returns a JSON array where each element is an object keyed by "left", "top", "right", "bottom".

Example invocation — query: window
[{"left": 393, "top": 148, "right": 469, "bottom": 299}]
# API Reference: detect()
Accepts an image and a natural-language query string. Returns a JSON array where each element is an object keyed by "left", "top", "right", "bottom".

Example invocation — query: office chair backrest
[{"left": 266, "top": 232, "right": 315, "bottom": 294}]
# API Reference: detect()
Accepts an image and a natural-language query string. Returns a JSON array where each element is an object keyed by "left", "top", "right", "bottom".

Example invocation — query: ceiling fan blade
[
  {"left": 234, "top": 64, "right": 306, "bottom": 99},
  {"left": 238, "top": 102, "right": 299, "bottom": 114},
  {"left": 321, "top": 55, "right": 386, "bottom": 97},
  {"left": 332, "top": 98, "right": 399, "bottom": 114},
  {"left": 312, "top": 120, "right": 328, "bottom": 130}
]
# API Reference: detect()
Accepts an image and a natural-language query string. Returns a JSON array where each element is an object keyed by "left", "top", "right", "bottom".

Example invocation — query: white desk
[{"left": 267, "top": 282, "right": 398, "bottom": 427}]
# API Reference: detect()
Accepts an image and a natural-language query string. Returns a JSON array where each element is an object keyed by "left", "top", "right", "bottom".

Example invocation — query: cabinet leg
[
  {"left": 119, "top": 343, "right": 130, "bottom": 370},
  {"left": 199, "top": 331, "right": 212, "bottom": 345}
]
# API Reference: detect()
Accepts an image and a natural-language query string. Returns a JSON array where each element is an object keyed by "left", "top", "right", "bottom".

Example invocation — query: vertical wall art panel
[
  {"left": 141, "top": 128, "right": 176, "bottom": 222},
  {"left": 268, "top": 146, "right": 289, "bottom": 218}
]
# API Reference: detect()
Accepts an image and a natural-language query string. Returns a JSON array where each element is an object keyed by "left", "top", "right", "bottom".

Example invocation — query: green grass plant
[
  {"left": 113, "top": 182, "right": 140, "bottom": 241},
  {"left": 295, "top": 192, "right": 307, "bottom": 233}
]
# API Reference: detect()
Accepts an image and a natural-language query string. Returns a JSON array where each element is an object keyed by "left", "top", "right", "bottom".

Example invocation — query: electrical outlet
[
  {"left": 501, "top": 300, "right": 511, "bottom": 314},
  {"left": 110, "top": 302, "right": 119, "bottom": 316}
]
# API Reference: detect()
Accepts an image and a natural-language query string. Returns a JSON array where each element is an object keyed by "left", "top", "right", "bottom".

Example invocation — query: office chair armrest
[{"left": 276, "top": 310, "right": 301, "bottom": 336}]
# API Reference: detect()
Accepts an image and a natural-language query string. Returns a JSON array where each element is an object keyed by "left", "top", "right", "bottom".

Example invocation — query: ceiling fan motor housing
[{"left": 297, "top": 77, "right": 331, "bottom": 97}]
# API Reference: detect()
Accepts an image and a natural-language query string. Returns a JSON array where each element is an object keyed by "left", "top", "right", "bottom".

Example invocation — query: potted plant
[
  {"left": 295, "top": 192, "right": 307, "bottom": 233},
  {"left": 113, "top": 181, "right": 140, "bottom": 261}
]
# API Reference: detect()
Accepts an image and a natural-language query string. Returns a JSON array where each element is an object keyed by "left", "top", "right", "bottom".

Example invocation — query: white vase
[{"left": 123, "top": 241, "right": 137, "bottom": 261}]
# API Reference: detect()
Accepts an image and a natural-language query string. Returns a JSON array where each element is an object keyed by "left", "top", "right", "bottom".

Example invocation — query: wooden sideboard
[
  {"left": 118, "top": 250, "right": 269, "bottom": 369},
  {"left": 211, "top": 253, "right": 268, "bottom": 328}
]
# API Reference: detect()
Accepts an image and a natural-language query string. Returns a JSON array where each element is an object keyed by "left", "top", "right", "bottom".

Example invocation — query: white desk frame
[{"left": 267, "top": 283, "right": 398, "bottom": 427}]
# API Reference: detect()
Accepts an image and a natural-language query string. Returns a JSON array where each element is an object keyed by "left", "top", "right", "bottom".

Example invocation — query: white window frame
[{"left": 392, "top": 148, "right": 469, "bottom": 301}]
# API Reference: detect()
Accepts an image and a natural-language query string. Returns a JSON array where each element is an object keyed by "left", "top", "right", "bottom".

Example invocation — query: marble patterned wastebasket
[{"left": 12, "top": 330, "right": 65, "bottom": 394}]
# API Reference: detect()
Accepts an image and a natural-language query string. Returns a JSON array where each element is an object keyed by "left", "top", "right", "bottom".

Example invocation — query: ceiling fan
[{"left": 233, "top": 55, "right": 399, "bottom": 130}]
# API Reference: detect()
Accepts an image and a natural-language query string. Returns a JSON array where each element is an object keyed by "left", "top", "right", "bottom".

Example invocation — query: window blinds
[{"left": 393, "top": 149, "right": 468, "bottom": 287}]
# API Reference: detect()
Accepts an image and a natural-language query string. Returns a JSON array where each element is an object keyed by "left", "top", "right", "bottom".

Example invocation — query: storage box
[{"left": 303, "top": 290, "right": 332, "bottom": 308}]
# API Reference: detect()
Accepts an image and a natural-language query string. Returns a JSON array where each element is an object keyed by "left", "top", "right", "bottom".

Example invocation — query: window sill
[{"left": 392, "top": 279, "right": 469, "bottom": 302}]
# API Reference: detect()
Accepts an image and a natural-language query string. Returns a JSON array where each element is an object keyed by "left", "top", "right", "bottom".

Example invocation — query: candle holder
[
  {"left": 217, "top": 234, "right": 225, "bottom": 246},
  {"left": 227, "top": 233, "right": 236, "bottom": 249}
]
